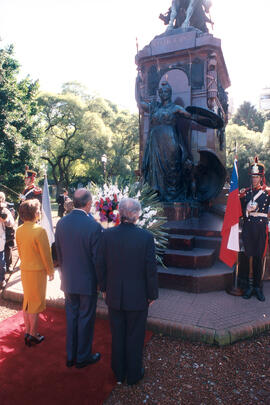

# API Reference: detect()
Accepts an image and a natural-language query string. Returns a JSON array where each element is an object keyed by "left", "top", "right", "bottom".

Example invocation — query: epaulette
[{"left": 33, "top": 187, "right": 42, "bottom": 195}]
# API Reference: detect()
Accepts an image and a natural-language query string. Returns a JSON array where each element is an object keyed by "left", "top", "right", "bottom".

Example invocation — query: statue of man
[{"left": 159, "top": 0, "right": 212, "bottom": 33}]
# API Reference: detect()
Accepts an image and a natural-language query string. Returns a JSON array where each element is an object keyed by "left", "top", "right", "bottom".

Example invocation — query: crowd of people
[
  {"left": 0, "top": 157, "right": 269, "bottom": 385},
  {"left": 14, "top": 188, "right": 158, "bottom": 386},
  {"left": 0, "top": 164, "right": 159, "bottom": 385}
]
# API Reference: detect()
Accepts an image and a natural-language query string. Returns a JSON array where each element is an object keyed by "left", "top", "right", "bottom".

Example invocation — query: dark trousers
[
  {"left": 4, "top": 245, "right": 12, "bottom": 271},
  {"left": 65, "top": 293, "right": 97, "bottom": 363},
  {"left": 108, "top": 307, "right": 148, "bottom": 384},
  {"left": 252, "top": 256, "right": 264, "bottom": 288}
]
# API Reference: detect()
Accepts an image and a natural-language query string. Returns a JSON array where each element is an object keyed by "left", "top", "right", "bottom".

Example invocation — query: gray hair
[
  {"left": 73, "top": 188, "right": 92, "bottom": 208},
  {"left": 119, "top": 198, "right": 141, "bottom": 223}
]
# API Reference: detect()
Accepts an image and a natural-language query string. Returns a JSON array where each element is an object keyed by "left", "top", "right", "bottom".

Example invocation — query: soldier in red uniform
[
  {"left": 19, "top": 167, "right": 42, "bottom": 225},
  {"left": 239, "top": 158, "right": 270, "bottom": 301},
  {"left": 20, "top": 167, "right": 42, "bottom": 204}
]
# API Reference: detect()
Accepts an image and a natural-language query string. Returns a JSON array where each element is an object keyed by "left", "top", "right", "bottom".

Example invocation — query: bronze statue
[
  {"left": 136, "top": 78, "right": 196, "bottom": 202},
  {"left": 159, "top": 0, "right": 213, "bottom": 33},
  {"left": 136, "top": 77, "right": 224, "bottom": 203}
]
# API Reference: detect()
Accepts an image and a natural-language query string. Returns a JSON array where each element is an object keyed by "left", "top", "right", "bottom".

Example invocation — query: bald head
[
  {"left": 73, "top": 188, "right": 92, "bottom": 211},
  {"left": 119, "top": 198, "right": 141, "bottom": 224}
]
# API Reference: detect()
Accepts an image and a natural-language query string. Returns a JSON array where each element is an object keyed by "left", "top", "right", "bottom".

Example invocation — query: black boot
[
  {"left": 254, "top": 287, "right": 265, "bottom": 302},
  {"left": 242, "top": 278, "right": 254, "bottom": 299}
]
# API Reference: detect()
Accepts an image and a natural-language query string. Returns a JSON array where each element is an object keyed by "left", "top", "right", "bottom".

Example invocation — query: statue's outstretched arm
[
  {"left": 135, "top": 75, "right": 150, "bottom": 113},
  {"left": 175, "top": 105, "right": 192, "bottom": 119}
]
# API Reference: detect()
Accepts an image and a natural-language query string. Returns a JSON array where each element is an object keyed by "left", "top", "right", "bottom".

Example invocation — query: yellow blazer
[
  {"left": 16, "top": 221, "right": 54, "bottom": 313},
  {"left": 16, "top": 221, "right": 54, "bottom": 275}
]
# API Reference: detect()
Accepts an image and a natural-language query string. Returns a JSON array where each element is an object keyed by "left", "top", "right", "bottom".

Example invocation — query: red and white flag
[{"left": 219, "top": 159, "right": 242, "bottom": 267}]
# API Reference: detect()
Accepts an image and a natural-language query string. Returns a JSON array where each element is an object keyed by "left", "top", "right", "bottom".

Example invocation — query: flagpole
[{"left": 226, "top": 253, "right": 243, "bottom": 296}]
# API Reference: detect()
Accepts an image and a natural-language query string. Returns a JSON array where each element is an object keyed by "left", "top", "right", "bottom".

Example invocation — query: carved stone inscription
[{"left": 151, "top": 31, "right": 196, "bottom": 55}]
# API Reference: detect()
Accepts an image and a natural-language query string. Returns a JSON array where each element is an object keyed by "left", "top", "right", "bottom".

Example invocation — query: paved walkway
[{"left": 3, "top": 268, "right": 270, "bottom": 346}]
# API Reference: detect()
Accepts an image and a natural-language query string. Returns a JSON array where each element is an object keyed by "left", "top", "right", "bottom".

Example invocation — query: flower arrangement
[
  {"left": 90, "top": 180, "right": 168, "bottom": 265},
  {"left": 95, "top": 193, "right": 120, "bottom": 225}
]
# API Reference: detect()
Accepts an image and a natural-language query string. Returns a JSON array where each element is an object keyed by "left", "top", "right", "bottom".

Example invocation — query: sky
[{"left": 0, "top": 0, "right": 269, "bottom": 112}]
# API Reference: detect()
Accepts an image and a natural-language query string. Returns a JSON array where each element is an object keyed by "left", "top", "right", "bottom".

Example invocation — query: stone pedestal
[
  {"left": 135, "top": 28, "right": 232, "bottom": 292},
  {"left": 163, "top": 202, "right": 192, "bottom": 221}
]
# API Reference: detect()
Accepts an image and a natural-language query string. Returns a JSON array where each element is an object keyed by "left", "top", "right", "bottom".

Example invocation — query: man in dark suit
[
  {"left": 55, "top": 188, "right": 102, "bottom": 368},
  {"left": 96, "top": 198, "right": 158, "bottom": 385},
  {"left": 56, "top": 188, "right": 69, "bottom": 217}
]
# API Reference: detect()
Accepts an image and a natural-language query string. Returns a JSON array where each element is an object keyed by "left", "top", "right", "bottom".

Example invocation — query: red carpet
[{"left": 0, "top": 307, "right": 152, "bottom": 405}]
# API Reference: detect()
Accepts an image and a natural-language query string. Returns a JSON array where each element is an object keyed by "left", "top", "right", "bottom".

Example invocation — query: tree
[
  {"left": 108, "top": 111, "right": 139, "bottom": 179},
  {"left": 85, "top": 97, "right": 139, "bottom": 183},
  {"left": 0, "top": 45, "right": 41, "bottom": 198},
  {"left": 38, "top": 92, "right": 111, "bottom": 193},
  {"left": 225, "top": 122, "right": 268, "bottom": 187},
  {"left": 259, "top": 120, "right": 270, "bottom": 183},
  {"left": 38, "top": 93, "right": 85, "bottom": 193},
  {"left": 232, "top": 101, "right": 265, "bottom": 132},
  {"left": 38, "top": 85, "right": 140, "bottom": 192}
]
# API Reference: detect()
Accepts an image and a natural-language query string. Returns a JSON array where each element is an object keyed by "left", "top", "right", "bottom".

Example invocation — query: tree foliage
[
  {"left": 228, "top": 101, "right": 270, "bottom": 187},
  {"left": 38, "top": 92, "right": 89, "bottom": 193},
  {"left": 38, "top": 85, "right": 139, "bottom": 193},
  {"left": 232, "top": 101, "right": 265, "bottom": 132},
  {"left": 0, "top": 50, "right": 139, "bottom": 197},
  {"left": 226, "top": 121, "right": 270, "bottom": 188},
  {"left": 0, "top": 45, "right": 41, "bottom": 197}
]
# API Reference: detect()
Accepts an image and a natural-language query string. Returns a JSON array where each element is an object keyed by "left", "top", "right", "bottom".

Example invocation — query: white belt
[{"left": 249, "top": 212, "right": 268, "bottom": 218}]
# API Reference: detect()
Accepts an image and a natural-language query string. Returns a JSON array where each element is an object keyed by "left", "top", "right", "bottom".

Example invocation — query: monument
[{"left": 135, "top": 0, "right": 232, "bottom": 292}]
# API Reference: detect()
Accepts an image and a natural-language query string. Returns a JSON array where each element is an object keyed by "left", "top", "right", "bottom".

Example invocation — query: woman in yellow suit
[{"left": 16, "top": 199, "right": 54, "bottom": 347}]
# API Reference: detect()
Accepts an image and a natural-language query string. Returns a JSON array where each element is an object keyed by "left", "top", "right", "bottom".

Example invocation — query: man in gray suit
[
  {"left": 96, "top": 198, "right": 158, "bottom": 385},
  {"left": 55, "top": 188, "right": 102, "bottom": 368}
]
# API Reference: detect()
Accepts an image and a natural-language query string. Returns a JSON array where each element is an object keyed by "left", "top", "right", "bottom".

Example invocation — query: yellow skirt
[{"left": 21, "top": 270, "right": 47, "bottom": 314}]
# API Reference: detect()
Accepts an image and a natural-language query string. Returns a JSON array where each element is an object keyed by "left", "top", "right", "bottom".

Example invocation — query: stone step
[
  {"left": 168, "top": 234, "right": 195, "bottom": 250},
  {"left": 163, "top": 248, "right": 215, "bottom": 269},
  {"left": 168, "top": 235, "right": 222, "bottom": 254},
  {"left": 158, "top": 261, "right": 233, "bottom": 293},
  {"left": 163, "top": 212, "right": 223, "bottom": 238},
  {"left": 194, "top": 236, "right": 222, "bottom": 257}
]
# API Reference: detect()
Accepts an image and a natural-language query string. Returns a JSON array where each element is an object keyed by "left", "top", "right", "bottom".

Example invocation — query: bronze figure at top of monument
[{"left": 159, "top": 0, "right": 213, "bottom": 33}]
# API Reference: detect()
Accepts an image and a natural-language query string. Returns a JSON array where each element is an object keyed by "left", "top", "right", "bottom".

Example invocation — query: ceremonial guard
[
  {"left": 20, "top": 167, "right": 42, "bottom": 204},
  {"left": 19, "top": 167, "right": 42, "bottom": 225},
  {"left": 239, "top": 158, "right": 270, "bottom": 301}
]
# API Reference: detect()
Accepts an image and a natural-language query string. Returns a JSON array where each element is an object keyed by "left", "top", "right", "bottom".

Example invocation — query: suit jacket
[
  {"left": 55, "top": 209, "right": 102, "bottom": 295},
  {"left": 96, "top": 222, "right": 158, "bottom": 311}
]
